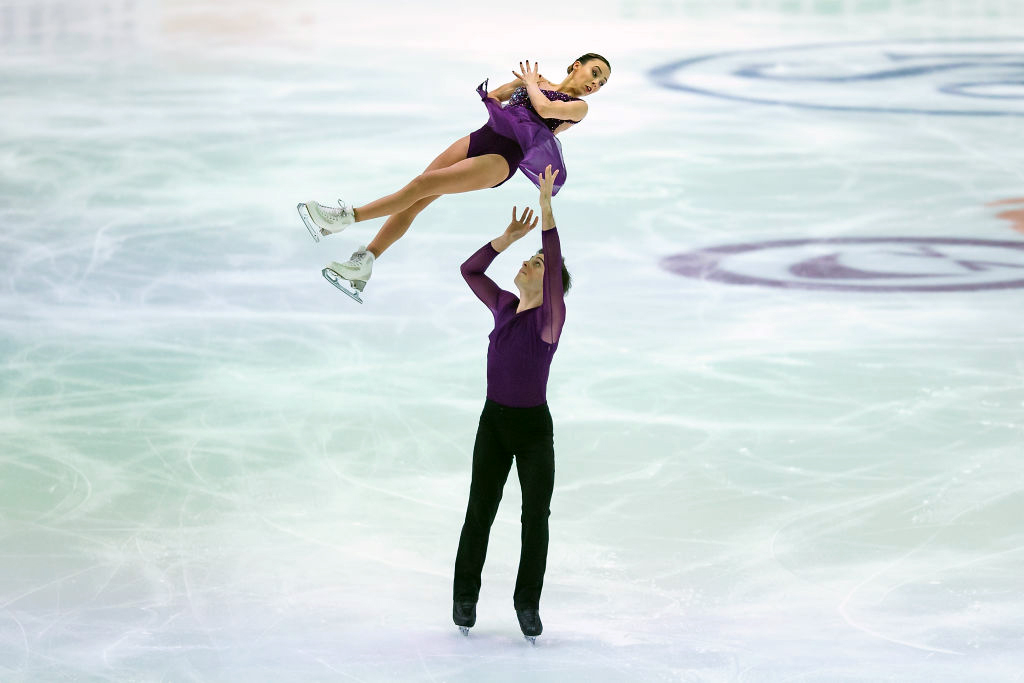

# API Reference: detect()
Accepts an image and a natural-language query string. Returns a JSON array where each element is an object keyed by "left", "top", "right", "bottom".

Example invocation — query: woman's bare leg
[
  {"left": 366, "top": 194, "right": 441, "bottom": 258},
  {"left": 353, "top": 145, "right": 508, "bottom": 223},
  {"left": 363, "top": 136, "right": 468, "bottom": 258},
  {"left": 365, "top": 135, "right": 506, "bottom": 257}
]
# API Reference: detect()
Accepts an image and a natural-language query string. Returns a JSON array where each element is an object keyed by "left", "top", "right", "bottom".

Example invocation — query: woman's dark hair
[
  {"left": 538, "top": 249, "right": 572, "bottom": 296},
  {"left": 568, "top": 53, "right": 610, "bottom": 75}
]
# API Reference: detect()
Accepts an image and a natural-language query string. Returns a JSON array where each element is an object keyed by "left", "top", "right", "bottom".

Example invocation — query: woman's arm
[
  {"left": 487, "top": 72, "right": 556, "bottom": 102},
  {"left": 536, "top": 167, "right": 566, "bottom": 345},
  {"left": 513, "top": 60, "right": 589, "bottom": 122},
  {"left": 486, "top": 78, "right": 523, "bottom": 102}
]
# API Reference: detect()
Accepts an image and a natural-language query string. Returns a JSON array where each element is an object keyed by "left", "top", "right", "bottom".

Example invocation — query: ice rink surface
[{"left": 2, "top": 0, "right": 1023, "bottom": 680}]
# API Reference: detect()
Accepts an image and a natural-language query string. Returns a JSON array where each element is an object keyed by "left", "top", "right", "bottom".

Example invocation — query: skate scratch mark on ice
[
  {"left": 555, "top": 461, "right": 665, "bottom": 493},
  {"left": 416, "top": 642, "right": 441, "bottom": 683},
  {"left": 836, "top": 492, "right": 972, "bottom": 656},
  {"left": 876, "top": 543, "right": 1024, "bottom": 605},
  {"left": 24, "top": 454, "right": 94, "bottom": 525},
  {"left": 0, "top": 564, "right": 106, "bottom": 610},
  {"left": 177, "top": 492, "right": 211, "bottom": 636},
  {"left": 876, "top": 488, "right": 1024, "bottom": 603},
  {"left": 839, "top": 574, "right": 964, "bottom": 655},
  {"left": 3, "top": 611, "right": 29, "bottom": 662},
  {"left": 256, "top": 516, "right": 446, "bottom": 577},
  {"left": 769, "top": 469, "right": 954, "bottom": 589},
  {"left": 313, "top": 440, "right": 461, "bottom": 514},
  {"left": 85, "top": 546, "right": 137, "bottom": 628},
  {"left": 185, "top": 439, "right": 212, "bottom": 487},
  {"left": 84, "top": 220, "right": 118, "bottom": 279},
  {"left": 311, "top": 656, "right": 369, "bottom": 681},
  {"left": 102, "top": 626, "right": 151, "bottom": 669}
]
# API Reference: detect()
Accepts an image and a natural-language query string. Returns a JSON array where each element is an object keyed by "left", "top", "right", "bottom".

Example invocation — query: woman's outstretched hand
[{"left": 512, "top": 60, "right": 542, "bottom": 87}]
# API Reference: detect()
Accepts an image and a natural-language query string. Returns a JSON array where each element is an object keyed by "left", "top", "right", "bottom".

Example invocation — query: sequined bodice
[{"left": 507, "top": 87, "right": 581, "bottom": 132}]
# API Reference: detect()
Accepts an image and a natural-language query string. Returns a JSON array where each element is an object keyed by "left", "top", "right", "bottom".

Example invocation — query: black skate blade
[
  {"left": 297, "top": 203, "right": 321, "bottom": 243},
  {"left": 458, "top": 626, "right": 470, "bottom": 637},
  {"left": 322, "top": 267, "right": 364, "bottom": 304}
]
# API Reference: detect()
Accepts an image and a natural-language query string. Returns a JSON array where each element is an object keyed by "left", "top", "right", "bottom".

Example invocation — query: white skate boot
[
  {"left": 297, "top": 199, "right": 355, "bottom": 242},
  {"left": 322, "top": 246, "right": 375, "bottom": 304}
]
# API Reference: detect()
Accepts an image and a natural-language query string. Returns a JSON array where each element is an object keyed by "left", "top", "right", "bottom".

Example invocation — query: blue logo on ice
[
  {"left": 651, "top": 38, "right": 1024, "bottom": 116},
  {"left": 662, "top": 238, "right": 1024, "bottom": 292}
]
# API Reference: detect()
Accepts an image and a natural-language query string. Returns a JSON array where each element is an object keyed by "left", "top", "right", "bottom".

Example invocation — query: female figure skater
[
  {"left": 297, "top": 53, "right": 609, "bottom": 302},
  {"left": 451, "top": 165, "right": 569, "bottom": 643}
]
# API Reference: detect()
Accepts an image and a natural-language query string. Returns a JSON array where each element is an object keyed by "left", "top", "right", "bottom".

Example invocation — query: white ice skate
[
  {"left": 297, "top": 199, "right": 355, "bottom": 242},
  {"left": 322, "top": 246, "right": 374, "bottom": 304}
]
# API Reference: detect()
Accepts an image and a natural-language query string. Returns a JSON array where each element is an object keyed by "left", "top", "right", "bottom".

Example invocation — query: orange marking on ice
[{"left": 988, "top": 197, "right": 1024, "bottom": 235}]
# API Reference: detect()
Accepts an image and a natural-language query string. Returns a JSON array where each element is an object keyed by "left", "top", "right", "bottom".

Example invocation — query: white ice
[{"left": 2, "top": 0, "right": 1023, "bottom": 681}]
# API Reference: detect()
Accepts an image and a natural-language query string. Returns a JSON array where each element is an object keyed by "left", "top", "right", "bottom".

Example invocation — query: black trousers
[{"left": 453, "top": 399, "right": 555, "bottom": 610}]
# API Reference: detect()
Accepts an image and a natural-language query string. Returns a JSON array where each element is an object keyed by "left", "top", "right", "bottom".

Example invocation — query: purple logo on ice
[
  {"left": 662, "top": 237, "right": 1024, "bottom": 292},
  {"left": 650, "top": 38, "right": 1024, "bottom": 116}
]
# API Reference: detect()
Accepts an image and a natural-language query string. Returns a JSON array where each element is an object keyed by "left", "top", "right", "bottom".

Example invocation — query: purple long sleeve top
[{"left": 461, "top": 227, "right": 566, "bottom": 408}]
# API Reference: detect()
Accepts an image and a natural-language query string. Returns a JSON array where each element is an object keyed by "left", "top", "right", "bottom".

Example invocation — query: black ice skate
[
  {"left": 516, "top": 608, "right": 542, "bottom": 644},
  {"left": 453, "top": 601, "right": 476, "bottom": 636}
]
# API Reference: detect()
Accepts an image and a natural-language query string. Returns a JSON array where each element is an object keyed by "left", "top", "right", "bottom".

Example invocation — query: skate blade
[
  {"left": 297, "top": 203, "right": 321, "bottom": 243},
  {"left": 322, "top": 267, "right": 364, "bottom": 304},
  {"left": 524, "top": 635, "right": 537, "bottom": 645},
  {"left": 458, "top": 626, "right": 470, "bottom": 637}
]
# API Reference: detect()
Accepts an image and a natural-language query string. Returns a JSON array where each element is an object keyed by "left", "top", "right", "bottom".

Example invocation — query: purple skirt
[{"left": 476, "top": 80, "right": 567, "bottom": 196}]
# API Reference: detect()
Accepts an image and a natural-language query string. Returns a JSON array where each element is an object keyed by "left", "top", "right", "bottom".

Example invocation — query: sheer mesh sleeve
[
  {"left": 539, "top": 227, "right": 566, "bottom": 344},
  {"left": 461, "top": 242, "right": 503, "bottom": 314}
]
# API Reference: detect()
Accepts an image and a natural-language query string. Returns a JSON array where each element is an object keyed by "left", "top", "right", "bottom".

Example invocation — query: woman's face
[
  {"left": 514, "top": 252, "right": 545, "bottom": 295},
  {"left": 573, "top": 59, "right": 610, "bottom": 97}
]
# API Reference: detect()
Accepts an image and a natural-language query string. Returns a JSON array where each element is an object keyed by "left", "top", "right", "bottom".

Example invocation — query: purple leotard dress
[
  {"left": 460, "top": 227, "right": 566, "bottom": 407},
  {"left": 467, "top": 80, "right": 581, "bottom": 196}
]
